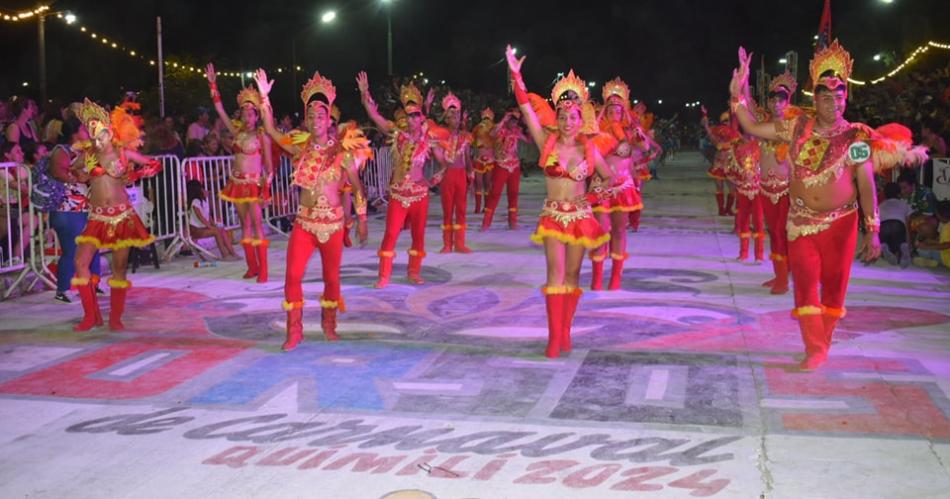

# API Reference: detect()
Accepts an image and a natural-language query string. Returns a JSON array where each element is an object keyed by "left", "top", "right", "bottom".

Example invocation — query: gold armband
[
  {"left": 864, "top": 213, "right": 881, "bottom": 233},
  {"left": 353, "top": 190, "right": 367, "bottom": 218}
]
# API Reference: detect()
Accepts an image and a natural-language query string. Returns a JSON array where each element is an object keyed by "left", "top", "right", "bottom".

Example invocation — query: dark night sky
[{"left": 1, "top": 0, "right": 948, "bottom": 117}]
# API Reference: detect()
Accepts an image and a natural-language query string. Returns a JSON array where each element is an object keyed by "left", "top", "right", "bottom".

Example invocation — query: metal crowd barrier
[
  {"left": 1, "top": 162, "right": 56, "bottom": 298},
  {"left": 364, "top": 146, "right": 393, "bottom": 206},
  {"left": 264, "top": 154, "right": 300, "bottom": 236},
  {"left": 2, "top": 146, "right": 403, "bottom": 298}
]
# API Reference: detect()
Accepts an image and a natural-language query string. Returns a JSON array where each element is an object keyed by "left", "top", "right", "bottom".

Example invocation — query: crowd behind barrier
[{"left": 0, "top": 146, "right": 397, "bottom": 298}]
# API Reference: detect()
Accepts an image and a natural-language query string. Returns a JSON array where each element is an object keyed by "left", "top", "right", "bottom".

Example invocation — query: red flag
[{"left": 816, "top": 0, "right": 832, "bottom": 49}]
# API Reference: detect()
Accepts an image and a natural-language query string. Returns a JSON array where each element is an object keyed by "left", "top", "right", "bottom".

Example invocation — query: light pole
[
  {"left": 291, "top": 10, "right": 336, "bottom": 105},
  {"left": 34, "top": 9, "right": 75, "bottom": 104},
  {"left": 382, "top": 0, "right": 393, "bottom": 76}
]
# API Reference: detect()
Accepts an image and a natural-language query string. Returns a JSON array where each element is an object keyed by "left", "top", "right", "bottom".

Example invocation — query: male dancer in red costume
[
  {"left": 758, "top": 72, "right": 796, "bottom": 294},
  {"left": 433, "top": 91, "right": 474, "bottom": 253},
  {"left": 730, "top": 42, "right": 926, "bottom": 370},
  {"left": 471, "top": 108, "right": 496, "bottom": 214},
  {"left": 357, "top": 72, "right": 445, "bottom": 287},
  {"left": 481, "top": 110, "right": 527, "bottom": 231},
  {"left": 255, "top": 70, "right": 371, "bottom": 350}
]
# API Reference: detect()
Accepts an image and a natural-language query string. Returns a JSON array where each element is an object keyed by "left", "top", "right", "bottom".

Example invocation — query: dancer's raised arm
[
  {"left": 506, "top": 45, "right": 546, "bottom": 149},
  {"left": 728, "top": 47, "right": 780, "bottom": 141},
  {"left": 356, "top": 71, "right": 395, "bottom": 134}
]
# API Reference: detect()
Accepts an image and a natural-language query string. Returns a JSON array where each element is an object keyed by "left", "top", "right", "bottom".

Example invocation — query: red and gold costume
[
  {"left": 211, "top": 85, "right": 273, "bottom": 283},
  {"left": 758, "top": 73, "right": 797, "bottom": 294},
  {"left": 72, "top": 98, "right": 160, "bottom": 332},
  {"left": 734, "top": 41, "right": 927, "bottom": 370},
  {"left": 272, "top": 73, "right": 372, "bottom": 350},
  {"left": 433, "top": 92, "right": 475, "bottom": 253},
  {"left": 481, "top": 116, "right": 524, "bottom": 230},
  {"left": 707, "top": 113, "right": 740, "bottom": 216},
  {"left": 471, "top": 108, "right": 496, "bottom": 213},
  {"left": 728, "top": 134, "right": 766, "bottom": 262},
  {"left": 512, "top": 67, "right": 610, "bottom": 358},
  {"left": 530, "top": 137, "right": 610, "bottom": 247},
  {"left": 588, "top": 77, "right": 643, "bottom": 290},
  {"left": 375, "top": 82, "right": 442, "bottom": 288}
]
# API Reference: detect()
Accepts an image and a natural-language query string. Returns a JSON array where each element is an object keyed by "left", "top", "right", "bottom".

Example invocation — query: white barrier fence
[
  {"left": 1, "top": 161, "right": 57, "bottom": 298},
  {"left": 1, "top": 146, "right": 397, "bottom": 299},
  {"left": 933, "top": 158, "right": 950, "bottom": 201}
]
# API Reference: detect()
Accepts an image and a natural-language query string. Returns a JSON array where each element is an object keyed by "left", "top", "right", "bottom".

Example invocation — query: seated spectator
[
  {"left": 186, "top": 179, "right": 238, "bottom": 261},
  {"left": 898, "top": 171, "right": 937, "bottom": 216},
  {"left": 914, "top": 200, "right": 950, "bottom": 268},
  {"left": 879, "top": 182, "right": 912, "bottom": 267}
]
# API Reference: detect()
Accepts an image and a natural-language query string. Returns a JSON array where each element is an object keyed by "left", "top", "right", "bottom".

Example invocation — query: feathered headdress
[
  {"left": 768, "top": 72, "right": 798, "bottom": 97},
  {"left": 300, "top": 72, "right": 336, "bottom": 110},
  {"left": 809, "top": 39, "right": 853, "bottom": 92},
  {"left": 551, "top": 70, "right": 589, "bottom": 110},
  {"left": 237, "top": 87, "right": 262, "bottom": 108},
  {"left": 400, "top": 81, "right": 424, "bottom": 113},
  {"left": 602, "top": 77, "right": 630, "bottom": 109},
  {"left": 78, "top": 98, "right": 142, "bottom": 150}
]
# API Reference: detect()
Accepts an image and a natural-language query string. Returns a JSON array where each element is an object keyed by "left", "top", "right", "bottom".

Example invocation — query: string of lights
[
  {"left": 5, "top": 6, "right": 949, "bottom": 89},
  {"left": 0, "top": 5, "right": 304, "bottom": 80}
]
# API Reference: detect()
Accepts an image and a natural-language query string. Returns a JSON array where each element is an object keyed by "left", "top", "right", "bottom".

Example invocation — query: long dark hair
[{"left": 186, "top": 179, "right": 205, "bottom": 206}]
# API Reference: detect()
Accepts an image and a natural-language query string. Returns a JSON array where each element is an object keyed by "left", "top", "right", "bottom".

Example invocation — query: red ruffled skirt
[
  {"left": 591, "top": 183, "right": 643, "bottom": 214},
  {"left": 76, "top": 204, "right": 154, "bottom": 249},
  {"left": 530, "top": 198, "right": 610, "bottom": 248},
  {"left": 220, "top": 174, "right": 269, "bottom": 203}
]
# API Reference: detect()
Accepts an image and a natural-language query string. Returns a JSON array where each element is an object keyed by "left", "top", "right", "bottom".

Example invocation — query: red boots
[
  {"left": 754, "top": 232, "right": 766, "bottom": 262},
  {"left": 73, "top": 276, "right": 130, "bottom": 332},
  {"left": 715, "top": 191, "right": 725, "bottom": 216},
  {"left": 255, "top": 239, "right": 269, "bottom": 283},
  {"left": 453, "top": 224, "right": 472, "bottom": 253},
  {"left": 480, "top": 208, "right": 495, "bottom": 232},
  {"left": 241, "top": 238, "right": 259, "bottom": 279},
  {"left": 108, "top": 278, "right": 130, "bottom": 331},
  {"left": 542, "top": 286, "right": 583, "bottom": 358},
  {"left": 375, "top": 251, "right": 394, "bottom": 288},
  {"left": 590, "top": 254, "right": 606, "bottom": 291},
  {"left": 72, "top": 276, "right": 103, "bottom": 332},
  {"left": 508, "top": 208, "right": 518, "bottom": 230},
  {"left": 282, "top": 301, "right": 304, "bottom": 351},
  {"left": 407, "top": 249, "right": 425, "bottom": 284},
  {"left": 608, "top": 252, "right": 627, "bottom": 290},
  {"left": 320, "top": 296, "right": 342, "bottom": 342},
  {"left": 439, "top": 225, "right": 453, "bottom": 253}
]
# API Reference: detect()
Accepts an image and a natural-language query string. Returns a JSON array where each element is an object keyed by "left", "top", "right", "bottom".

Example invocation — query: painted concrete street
[{"left": 1, "top": 152, "right": 948, "bottom": 498}]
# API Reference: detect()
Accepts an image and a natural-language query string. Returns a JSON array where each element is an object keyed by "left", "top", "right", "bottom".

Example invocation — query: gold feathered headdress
[
  {"left": 810, "top": 39, "right": 853, "bottom": 92},
  {"left": 602, "top": 77, "right": 630, "bottom": 109},
  {"left": 400, "top": 81, "right": 424, "bottom": 114},
  {"left": 768, "top": 72, "right": 798, "bottom": 97},
  {"left": 300, "top": 72, "right": 336, "bottom": 110},
  {"left": 551, "top": 70, "right": 589, "bottom": 111},
  {"left": 237, "top": 87, "right": 262, "bottom": 108}
]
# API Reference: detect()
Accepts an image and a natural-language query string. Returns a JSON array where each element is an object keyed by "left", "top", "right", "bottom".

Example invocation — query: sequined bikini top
[{"left": 234, "top": 129, "right": 262, "bottom": 156}]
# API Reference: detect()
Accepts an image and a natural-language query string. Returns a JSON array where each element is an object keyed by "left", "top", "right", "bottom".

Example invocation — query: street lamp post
[
  {"left": 37, "top": 13, "right": 46, "bottom": 103},
  {"left": 381, "top": 0, "right": 393, "bottom": 76},
  {"left": 290, "top": 11, "right": 336, "bottom": 106}
]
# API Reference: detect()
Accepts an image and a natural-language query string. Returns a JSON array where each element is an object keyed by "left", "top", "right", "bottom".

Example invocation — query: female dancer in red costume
[
  {"left": 71, "top": 99, "right": 162, "bottom": 331},
  {"left": 206, "top": 64, "right": 274, "bottom": 282},
  {"left": 588, "top": 78, "right": 655, "bottom": 290},
  {"left": 703, "top": 107, "right": 738, "bottom": 216},
  {"left": 506, "top": 46, "right": 614, "bottom": 358}
]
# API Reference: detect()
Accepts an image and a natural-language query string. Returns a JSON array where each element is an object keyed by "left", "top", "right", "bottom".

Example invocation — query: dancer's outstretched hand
[
  {"left": 254, "top": 69, "right": 273, "bottom": 98},
  {"left": 357, "top": 220, "right": 368, "bottom": 246},
  {"left": 356, "top": 71, "right": 370, "bottom": 94},
  {"left": 505, "top": 45, "right": 525, "bottom": 74},
  {"left": 206, "top": 63, "right": 217, "bottom": 85},
  {"left": 858, "top": 233, "right": 882, "bottom": 263}
]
